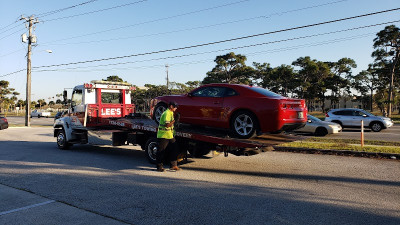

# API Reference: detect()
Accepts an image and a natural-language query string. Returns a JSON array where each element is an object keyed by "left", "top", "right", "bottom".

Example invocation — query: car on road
[
  {"left": 295, "top": 115, "right": 342, "bottom": 136},
  {"left": 31, "top": 109, "right": 51, "bottom": 118},
  {"left": 325, "top": 108, "right": 393, "bottom": 132},
  {"left": 0, "top": 116, "right": 8, "bottom": 130},
  {"left": 150, "top": 83, "right": 307, "bottom": 138}
]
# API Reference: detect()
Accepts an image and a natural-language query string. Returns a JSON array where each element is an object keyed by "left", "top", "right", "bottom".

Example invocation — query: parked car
[
  {"left": 31, "top": 110, "right": 51, "bottom": 118},
  {"left": 295, "top": 115, "right": 342, "bottom": 136},
  {"left": 325, "top": 108, "right": 393, "bottom": 132},
  {"left": 54, "top": 111, "right": 67, "bottom": 121},
  {"left": 150, "top": 83, "right": 307, "bottom": 138},
  {"left": 0, "top": 117, "right": 9, "bottom": 130}
]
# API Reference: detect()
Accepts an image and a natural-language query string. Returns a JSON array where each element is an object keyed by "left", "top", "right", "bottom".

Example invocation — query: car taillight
[{"left": 325, "top": 113, "right": 329, "bottom": 117}]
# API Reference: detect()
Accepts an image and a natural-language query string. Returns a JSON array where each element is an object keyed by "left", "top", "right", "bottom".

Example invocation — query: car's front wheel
[
  {"left": 230, "top": 111, "right": 257, "bottom": 139},
  {"left": 153, "top": 103, "right": 167, "bottom": 124},
  {"left": 370, "top": 122, "right": 383, "bottom": 132},
  {"left": 315, "top": 127, "right": 328, "bottom": 136}
]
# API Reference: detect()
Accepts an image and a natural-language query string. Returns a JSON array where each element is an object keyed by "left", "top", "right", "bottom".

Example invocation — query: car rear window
[{"left": 246, "top": 86, "right": 282, "bottom": 97}]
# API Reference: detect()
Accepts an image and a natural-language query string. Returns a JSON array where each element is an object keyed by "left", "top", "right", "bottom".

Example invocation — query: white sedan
[{"left": 295, "top": 115, "right": 342, "bottom": 136}]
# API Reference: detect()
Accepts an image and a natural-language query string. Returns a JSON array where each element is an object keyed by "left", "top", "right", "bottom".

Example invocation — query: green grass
[
  {"left": 305, "top": 137, "right": 400, "bottom": 146},
  {"left": 280, "top": 140, "right": 400, "bottom": 154}
]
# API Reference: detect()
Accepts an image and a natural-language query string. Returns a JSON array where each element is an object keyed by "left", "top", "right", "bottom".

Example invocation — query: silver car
[
  {"left": 295, "top": 115, "right": 342, "bottom": 136},
  {"left": 325, "top": 108, "right": 393, "bottom": 132}
]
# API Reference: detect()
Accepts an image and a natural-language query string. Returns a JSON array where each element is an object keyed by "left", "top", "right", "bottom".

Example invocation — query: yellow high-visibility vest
[{"left": 157, "top": 109, "right": 174, "bottom": 139}]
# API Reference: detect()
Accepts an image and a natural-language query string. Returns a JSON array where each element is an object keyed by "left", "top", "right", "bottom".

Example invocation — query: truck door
[{"left": 71, "top": 88, "right": 85, "bottom": 124}]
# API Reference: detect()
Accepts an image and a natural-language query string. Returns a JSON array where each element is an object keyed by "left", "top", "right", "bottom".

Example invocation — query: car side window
[
  {"left": 192, "top": 87, "right": 225, "bottom": 97},
  {"left": 224, "top": 88, "right": 238, "bottom": 97},
  {"left": 342, "top": 111, "right": 353, "bottom": 116},
  {"left": 353, "top": 111, "right": 366, "bottom": 117}
]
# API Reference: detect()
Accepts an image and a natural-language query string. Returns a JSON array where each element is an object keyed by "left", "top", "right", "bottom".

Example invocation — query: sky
[{"left": 0, "top": 0, "right": 399, "bottom": 102}]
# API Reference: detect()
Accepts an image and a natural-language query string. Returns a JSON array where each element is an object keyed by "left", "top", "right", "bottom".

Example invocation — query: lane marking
[{"left": 0, "top": 200, "right": 55, "bottom": 216}]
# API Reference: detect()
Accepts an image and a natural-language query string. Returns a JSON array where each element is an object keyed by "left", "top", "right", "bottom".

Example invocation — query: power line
[
  {"left": 40, "top": 0, "right": 349, "bottom": 47},
  {"left": 32, "top": 7, "right": 400, "bottom": 69},
  {"left": 35, "top": 0, "right": 99, "bottom": 18},
  {"left": 0, "top": 69, "right": 26, "bottom": 78},
  {"left": 41, "top": 0, "right": 149, "bottom": 22},
  {"left": 31, "top": 20, "right": 400, "bottom": 72},
  {"left": 33, "top": 33, "right": 376, "bottom": 73},
  {"left": 43, "top": 0, "right": 251, "bottom": 44},
  {"left": 0, "top": 28, "right": 25, "bottom": 40}
]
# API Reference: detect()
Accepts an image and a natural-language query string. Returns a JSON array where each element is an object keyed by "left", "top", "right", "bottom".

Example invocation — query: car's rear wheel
[
  {"left": 370, "top": 122, "right": 383, "bottom": 132},
  {"left": 315, "top": 127, "right": 328, "bottom": 136},
  {"left": 230, "top": 111, "right": 257, "bottom": 139},
  {"left": 153, "top": 103, "right": 167, "bottom": 124}
]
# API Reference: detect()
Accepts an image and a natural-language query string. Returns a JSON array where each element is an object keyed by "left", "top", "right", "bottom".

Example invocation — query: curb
[{"left": 273, "top": 146, "right": 400, "bottom": 160}]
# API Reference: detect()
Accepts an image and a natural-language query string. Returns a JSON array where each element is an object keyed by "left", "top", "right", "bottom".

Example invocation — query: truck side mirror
[
  {"left": 71, "top": 101, "right": 76, "bottom": 107},
  {"left": 63, "top": 90, "right": 67, "bottom": 103}
]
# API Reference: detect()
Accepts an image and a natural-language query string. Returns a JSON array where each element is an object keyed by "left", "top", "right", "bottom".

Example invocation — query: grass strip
[
  {"left": 280, "top": 141, "right": 400, "bottom": 154},
  {"left": 304, "top": 137, "right": 400, "bottom": 146}
]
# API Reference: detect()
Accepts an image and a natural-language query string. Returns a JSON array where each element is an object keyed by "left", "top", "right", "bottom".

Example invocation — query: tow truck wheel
[
  {"left": 153, "top": 103, "right": 167, "bottom": 124},
  {"left": 145, "top": 138, "right": 158, "bottom": 164},
  {"left": 57, "top": 129, "right": 71, "bottom": 150}
]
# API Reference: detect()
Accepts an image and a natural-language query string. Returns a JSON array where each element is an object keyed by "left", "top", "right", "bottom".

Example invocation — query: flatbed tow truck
[{"left": 54, "top": 80, "right": 301, "bottom": 163}]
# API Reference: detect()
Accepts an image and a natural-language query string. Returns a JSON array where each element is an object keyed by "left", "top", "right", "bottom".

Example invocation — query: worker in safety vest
[{"left": 156, "top": 101, "right": 180, "bottom": 172}]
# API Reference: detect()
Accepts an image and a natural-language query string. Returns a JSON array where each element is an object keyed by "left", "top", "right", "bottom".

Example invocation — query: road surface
[{"left": 0, "top": 127, "right": 399, "bottom": 224}]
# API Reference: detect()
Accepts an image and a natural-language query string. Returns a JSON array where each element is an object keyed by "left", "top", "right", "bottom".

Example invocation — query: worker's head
[{"left": 168, "top": 101, "right": 178, "bottom": 112}]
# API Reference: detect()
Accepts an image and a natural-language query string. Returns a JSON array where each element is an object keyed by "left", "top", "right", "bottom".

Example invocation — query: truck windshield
[
  {"left": 101, "top": 90, "right": 122, "bottom": 104},
  {"left": 71, "top": 89, "right": 83, "bottom": 105}
]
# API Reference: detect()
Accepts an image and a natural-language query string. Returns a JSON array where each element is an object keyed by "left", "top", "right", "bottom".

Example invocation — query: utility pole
[
  {"left": 165, "top": 64, "right": 169, "bottom": 90},
  {"left": 21, "top": 15, "right": 38, "bottom": 127}
]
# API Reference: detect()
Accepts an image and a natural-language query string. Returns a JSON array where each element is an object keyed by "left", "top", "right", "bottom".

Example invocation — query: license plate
[{"left": 297, "top": 112, "right": 304, "bottom": 119}]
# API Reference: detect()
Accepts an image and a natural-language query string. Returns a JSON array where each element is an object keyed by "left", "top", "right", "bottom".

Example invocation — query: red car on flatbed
[{"left": 150, "top": 83, "right": 307, "bottom": 138}]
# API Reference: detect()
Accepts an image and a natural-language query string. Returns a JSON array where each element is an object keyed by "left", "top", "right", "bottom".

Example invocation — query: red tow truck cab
[{"left": 67, "top": 80, "right": 136, "bottom": 127}]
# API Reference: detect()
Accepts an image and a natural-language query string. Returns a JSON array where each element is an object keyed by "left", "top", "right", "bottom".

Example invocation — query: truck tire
[
  {"left": 230, "top": 110, "right": 257, "bottom": 139},
  {"left": 153, "top": 103, "right": 167, "bottom": 124},
  {"left": 145, "top": 137, "right": 158, "bottom": 164},
  {"left": 57, "top": 129, "right": 71, "bottom": 150}
]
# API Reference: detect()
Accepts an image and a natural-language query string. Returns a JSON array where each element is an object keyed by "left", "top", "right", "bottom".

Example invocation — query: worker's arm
[{"left": 165, "top": 120, "right": 175, "bottom": 127}]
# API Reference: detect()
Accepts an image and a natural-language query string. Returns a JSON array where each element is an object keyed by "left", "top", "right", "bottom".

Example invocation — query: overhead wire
[
  {"left": 34, "top": 33, "right": 376, "bottom": 73},
  {"left": 40, "top": 0, "right": 349, "bottom": 47},
  {"left": 42, "top": 0, "right": 251, "bottom": 44},
  {"left": 41, "top": 0, "right": 149, "bottom": 22},
  {"left": 31, "top": 7, "right": 400, "bottom": 69},
  {"left": 31, "top": 20, "right": 400, "bottom": 72},
  {"left": 35, "top": 0, "right": 99, "bottom": 18}
]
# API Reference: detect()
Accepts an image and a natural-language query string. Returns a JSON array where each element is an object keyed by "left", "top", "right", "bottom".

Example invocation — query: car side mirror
[
  {"left": 307, "top": 119, "right": 312, "bottom": 123},
  {"left": 362, "top": 114, "right": 368, "bottom": 117},
  {"left": 187, "top": 93, "right": 193, "bottom": 97}
]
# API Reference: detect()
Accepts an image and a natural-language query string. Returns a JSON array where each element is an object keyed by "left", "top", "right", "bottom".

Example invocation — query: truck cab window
[
  {"left": 71, "top": 89, "right": 83, "bottom": 105},
  {"left": 101, "top": 90, "right": 122, "bottom": 104}
]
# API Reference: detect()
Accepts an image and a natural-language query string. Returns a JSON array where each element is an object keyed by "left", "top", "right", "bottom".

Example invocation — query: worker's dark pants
[{"left": 156, "top": 138, "right": 179, "bottom": 164}]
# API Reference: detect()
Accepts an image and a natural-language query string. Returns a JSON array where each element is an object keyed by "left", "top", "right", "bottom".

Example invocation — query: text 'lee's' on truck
[{"left": 54, "top": 80, "right": 301, "bottom": 163}]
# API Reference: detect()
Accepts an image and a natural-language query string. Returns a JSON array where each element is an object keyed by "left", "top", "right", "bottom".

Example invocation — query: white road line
[{"left": 0, "top": 200, "right": 55, "bottom": 216}]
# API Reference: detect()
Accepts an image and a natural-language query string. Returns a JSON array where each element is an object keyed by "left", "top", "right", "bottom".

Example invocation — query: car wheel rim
[
  {"left": 147, "top": 142, "right": 158, "bottom": 161},
  {"left": 155, "top": 106, "right": 166, "bottom": 122},
  {"left": 57, "top": 133, "right": 65, "bottom": 147},
  {"left": 234, "top": 114, "right": 253, "bottom": 136},
  {"left": 372, "top": 123, "right": 381, "bottom": 131}
]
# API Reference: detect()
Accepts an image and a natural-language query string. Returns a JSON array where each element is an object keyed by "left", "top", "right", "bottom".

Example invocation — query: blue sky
[{"left": 0, "top": 0, "right": 399, "bottom": 101}]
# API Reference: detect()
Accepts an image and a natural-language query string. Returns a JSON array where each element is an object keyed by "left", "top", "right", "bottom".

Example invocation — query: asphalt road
[{"left": 0, "top": 127, "right": 399, "bottom": 225}]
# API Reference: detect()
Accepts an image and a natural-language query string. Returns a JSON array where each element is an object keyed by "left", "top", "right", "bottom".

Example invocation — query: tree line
[{"left": 1, "top": 25, "right": 399, "bottom": 116}]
